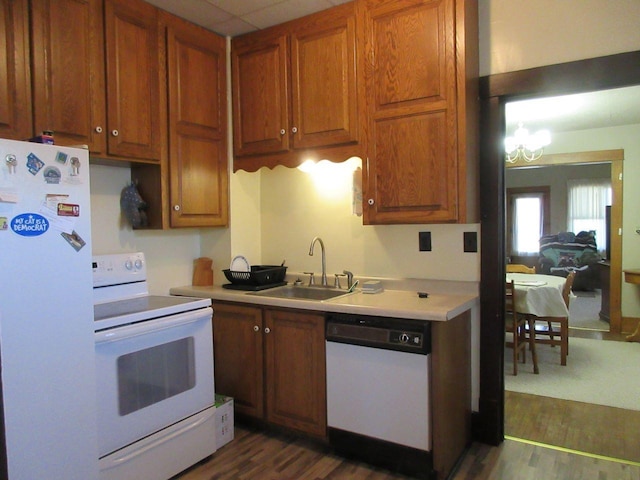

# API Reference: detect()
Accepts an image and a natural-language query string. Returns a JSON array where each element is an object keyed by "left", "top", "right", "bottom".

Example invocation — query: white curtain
[
  {"left": 567, "top": 178, "right": 612, "bottom": 253},
  {"left": 512, "top": 194, "right": 543, "bottom": 255}
]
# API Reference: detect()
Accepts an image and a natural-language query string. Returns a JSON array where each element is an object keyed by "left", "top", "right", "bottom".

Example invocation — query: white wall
[
  {"left": 479, "top": 0, "right": 640, "bottom": 76},
  {"left": 256, "top": 165, "right": 480, "bottom": 282}
]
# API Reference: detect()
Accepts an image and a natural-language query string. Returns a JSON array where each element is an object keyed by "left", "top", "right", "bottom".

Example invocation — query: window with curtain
[
  {"left": 507, "top": 187, "right": 550, "bottom": 256},
  {"left": 567, "top": 178, "right": 612, "bottom": 254}
]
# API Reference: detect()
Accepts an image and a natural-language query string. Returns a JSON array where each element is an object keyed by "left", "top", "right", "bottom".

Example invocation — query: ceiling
[
  {"left": 145, "top": 0, "right": 351, "bottom": 37},
  {"left": 506, "top": 85, "right": 640, "bottom": 136}
]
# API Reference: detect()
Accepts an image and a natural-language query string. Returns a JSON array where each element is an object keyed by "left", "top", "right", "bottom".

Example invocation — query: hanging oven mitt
[{"left": 120, "top": 182, "right": 148, "bottom": 228}]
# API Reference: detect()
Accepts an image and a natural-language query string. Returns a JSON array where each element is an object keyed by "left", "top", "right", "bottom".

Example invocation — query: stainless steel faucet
[
  {"left": 343, "top": 270, "right": 354, "bottom": 289},
  {"left": 308, "top": 236, "right": 328, "bottom": 286}
]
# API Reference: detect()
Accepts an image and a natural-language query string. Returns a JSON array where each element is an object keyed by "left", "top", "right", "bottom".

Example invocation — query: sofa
[{"left": 538, "top": 231, "right": 602, "bottom": 291}]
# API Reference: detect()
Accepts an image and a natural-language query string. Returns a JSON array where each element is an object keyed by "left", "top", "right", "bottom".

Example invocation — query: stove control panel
[{"left": 92, "top": 252, "right": 147, "bottom": 288}]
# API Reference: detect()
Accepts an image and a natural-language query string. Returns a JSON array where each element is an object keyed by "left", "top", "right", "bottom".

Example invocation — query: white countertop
[{"left": 169, "top": 279, "right": 478, "bottom": 322}]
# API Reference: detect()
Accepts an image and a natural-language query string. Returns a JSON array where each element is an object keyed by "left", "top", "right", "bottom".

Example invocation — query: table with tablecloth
[{"left": 506, "top": 273, "right": 570, "bottom": 318}]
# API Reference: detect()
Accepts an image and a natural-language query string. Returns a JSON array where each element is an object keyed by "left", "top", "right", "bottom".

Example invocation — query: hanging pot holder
[{"left": 120, "top": 182, "right": 148, "bottom": 228}]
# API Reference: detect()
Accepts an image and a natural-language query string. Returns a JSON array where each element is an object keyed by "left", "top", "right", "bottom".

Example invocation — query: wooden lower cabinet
[
  {"left": 212, "top": 303, "right": 264, "bottom": 418},
  {"left": 264, "top": 308, "right": 326, "bottom": 437},
  {"left": 212, "top": 302, "right": 327, "bottom": 437}
]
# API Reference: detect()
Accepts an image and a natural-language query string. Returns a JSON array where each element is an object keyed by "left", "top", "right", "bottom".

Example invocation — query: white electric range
[{"left": 93, "top": 252, "right": 216, "bottom": 480}]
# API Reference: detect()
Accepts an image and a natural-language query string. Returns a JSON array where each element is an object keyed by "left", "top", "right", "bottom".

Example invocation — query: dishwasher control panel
[
  {"left": 326, "top": 313, "right": 431, "bottom": 354},
  {"left": 389, "top": 330, "right": 424, "bottom": 348}
]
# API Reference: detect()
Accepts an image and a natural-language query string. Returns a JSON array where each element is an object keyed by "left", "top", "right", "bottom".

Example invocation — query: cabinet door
[
  {"left": 0, "top": 0, "right": 31, "bottom": 140},
  {"left": 363, "top": 0, "right": 459, "bottom": 224},
  {"left": 264, "top": 309, "right": 326, "bottom": 437},
  {"left": 232, "top": 32, "right": 289, "bottom": 156},
  {"left": 290, "top": 5, "right": 359, "bottom": 149},
  {"left": 164, "top": 14, "right": 228, "bottom": 228},
  {"left": 104, "top": 0, "right": 161, "bottom": 161},
  {"left": 212, "top": 303, "right": 264, "bottom": 419},
  {"left": 31, "top": 0, "right": 106, "bottom": 153}
]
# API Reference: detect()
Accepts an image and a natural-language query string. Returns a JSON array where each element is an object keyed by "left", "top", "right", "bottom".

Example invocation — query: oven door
[{"left": 95, "top": 306, "right": 214, "bottom": 458}]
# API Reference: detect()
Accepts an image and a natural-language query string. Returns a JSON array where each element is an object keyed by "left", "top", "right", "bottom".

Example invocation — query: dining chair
[
  {"left": 529, "top": 271, "right": 575, "bottom": 366},
  {"left": 506, "top": 264, "right": 536, "bottom": 274},
  {"left": 505, "top": 280, "right": 539, "bottom": 375}
]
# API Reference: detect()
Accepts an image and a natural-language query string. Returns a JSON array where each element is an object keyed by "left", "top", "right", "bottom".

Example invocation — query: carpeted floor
[
  {"left": 505, "top": 336, "right": 640, "bottom": 411},
  {"left": 569, "top": 290, "right": 610, "bottom": 330}
]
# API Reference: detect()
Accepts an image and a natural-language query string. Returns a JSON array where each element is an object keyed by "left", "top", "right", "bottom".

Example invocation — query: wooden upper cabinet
[
  {"left": 290, "top": 9, "right": 358, "bottom": 149},
  {"left": 362, "top": 0, "right": 478, "bottom": 224},
  {"left": 163, "top": 13, "right": 229, "bottom": 227},
  {"left": 232, "top": 32, "right": 289, "bottom": 157},
  {"left": 232, "top": 2, "right": 363, "bottom": 171},
  {"left": 104, "top": 0, "right": 161, "bottom": 162},
  {"left": 31, "top": 0, "right": 105, "bottom": 153},
  {"left": 0, "top": 0, "right": 32, "bottom": 140}
]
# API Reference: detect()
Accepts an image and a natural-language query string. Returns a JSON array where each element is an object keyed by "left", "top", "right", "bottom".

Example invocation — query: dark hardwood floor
[
  {"left": 174, "top": 421, "right": 640, "bottom": 480},
  {"left": 505, "top": 390, "right": 640, "bottom": 464},
  {"left": 174, "top": 424, "right": 413, "bottom": 480},
  {"left": 175, "top": 324, "right": 640, "bottom": 479}
]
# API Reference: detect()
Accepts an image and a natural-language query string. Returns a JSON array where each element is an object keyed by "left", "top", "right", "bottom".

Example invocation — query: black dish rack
[{"left": 223, "top": 265, "right": 287, "bottom": 289}]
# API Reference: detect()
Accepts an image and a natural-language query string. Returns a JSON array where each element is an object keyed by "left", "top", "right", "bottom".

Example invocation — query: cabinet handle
[
  {"left": 253, "top": 325, "right": 259, "bottom": 332},
  {"left": 368, "top": 198, "right": 375, "bottom": 206},
  {"left": 280, "top": 129, "right": 286, "bottom": 135},
  {"left": 95, "top": 126, "right": 103, "bottom": 133},
  {"left": 173, "top": 205, "right": 180, "bottom": 211},
  {"left": 264, "top": 327, "right": 271, "bottom": 334},
  {"left": 111, "top": 129, "right": 119, "bottom": 137},
  {"left": 291, "top": 127, "right": 298, "bottom": 134}
]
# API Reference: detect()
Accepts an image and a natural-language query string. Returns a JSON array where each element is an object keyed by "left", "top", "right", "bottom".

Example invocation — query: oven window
[{"left": 117, "top": 337, "right": 196, "bottom": 416}]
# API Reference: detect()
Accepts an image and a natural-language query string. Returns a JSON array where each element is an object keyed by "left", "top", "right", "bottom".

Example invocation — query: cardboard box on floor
[{"left": 215, "top": 394, "right": 234, "bottom": 449}]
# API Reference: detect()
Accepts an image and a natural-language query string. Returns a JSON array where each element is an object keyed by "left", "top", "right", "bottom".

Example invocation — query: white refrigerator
[{"left": 0, "top": 139, "right": 98, "bottom": 479}]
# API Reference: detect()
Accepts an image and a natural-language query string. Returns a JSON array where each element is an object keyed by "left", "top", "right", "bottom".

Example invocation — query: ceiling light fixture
[{"left": 504, "top": 122, "right": 551, "bottom": 163}]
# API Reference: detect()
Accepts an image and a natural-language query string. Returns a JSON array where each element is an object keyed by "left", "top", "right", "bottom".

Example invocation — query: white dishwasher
[{"left": 325, "top": 313, "right": 433, "bottom": 479}]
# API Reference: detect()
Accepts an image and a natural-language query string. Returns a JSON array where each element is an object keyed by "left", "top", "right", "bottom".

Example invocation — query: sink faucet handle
[
  {"left": 334, "top": 273, "right": 346, "bottom": 289},
  {"left": 303, "top": 271, "right": 315, "bottom": 286},
  {"left": 343, "top": 270, "right": 354, "bottom": 289}
]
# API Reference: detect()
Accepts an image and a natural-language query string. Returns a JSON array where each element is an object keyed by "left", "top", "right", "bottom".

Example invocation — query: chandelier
[{"left": 505, "top": 122, "right": 551, "bottom": 163}]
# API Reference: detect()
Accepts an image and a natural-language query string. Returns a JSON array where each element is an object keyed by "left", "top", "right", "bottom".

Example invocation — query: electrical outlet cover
[
  {"left": 419, "top": 231, "right": 432, "bottom": 251},
  {"left": 464, "top": 232, "right": 478, "bottom": 252}
]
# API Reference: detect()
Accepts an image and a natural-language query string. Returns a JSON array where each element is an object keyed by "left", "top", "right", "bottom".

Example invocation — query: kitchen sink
[{"left": 249, "top": 285, "right": 352, "bottom": 301}]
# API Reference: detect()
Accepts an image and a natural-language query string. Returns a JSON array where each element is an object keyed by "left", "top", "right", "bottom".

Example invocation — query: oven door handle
[{"left": 94, "top": 307, "right": 212, "bottom": 344}]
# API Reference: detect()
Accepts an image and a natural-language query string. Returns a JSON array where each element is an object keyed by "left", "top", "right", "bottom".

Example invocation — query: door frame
[
  {"left": 475, "top": 50, "right": 640, "bottom": 445},
  {"left": 506, "top": 150, "right": 623, "bottom": 332}
]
